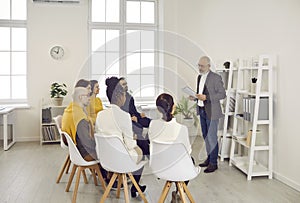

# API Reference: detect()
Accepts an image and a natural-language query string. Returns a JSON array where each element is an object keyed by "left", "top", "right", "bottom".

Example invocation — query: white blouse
[
  {"left": 148, "top": 118, "right": 192, "bottom": 154},
  {"left": 95, "top": 104, "right": 139, "bottom": 162}
]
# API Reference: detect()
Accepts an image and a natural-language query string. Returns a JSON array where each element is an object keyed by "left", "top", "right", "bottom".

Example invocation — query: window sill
[{"left": 0, "top": 103, "right": 30, "bottom": 110}]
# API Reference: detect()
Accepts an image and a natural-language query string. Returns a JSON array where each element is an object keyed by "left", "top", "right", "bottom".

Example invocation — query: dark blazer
[
  {"left": 196, "top": 71, "right": 226, "bottom": 120},
  {"left": 121, "top": 92, "right": 151, "bottom": 128}
]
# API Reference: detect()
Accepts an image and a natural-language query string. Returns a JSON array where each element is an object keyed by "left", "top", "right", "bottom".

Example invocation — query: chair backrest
[
  {"left": 53, "top": 115, "right": 62, "bottom": 132},
  {"left": 94, "top": 133, "right": 146, "bottom": 173},
  {"left": 149, "top": 140, "right": 201, "bottom": 182},
  {"left": 53, "top": 115, "right": 68, "bottom": 148},
  {"left": 63, "top": 131, "right": 98, "bottom": 166}
]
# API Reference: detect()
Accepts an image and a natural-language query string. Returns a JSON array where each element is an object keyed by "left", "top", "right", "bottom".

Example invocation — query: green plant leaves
[{"left": 50, "top": 82, "right": 68, "bottom": 98}]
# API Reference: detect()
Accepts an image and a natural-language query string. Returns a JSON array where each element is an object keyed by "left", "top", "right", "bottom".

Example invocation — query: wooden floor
[{"left": 0, "top": 136, "right": 300, "bottom": 203}]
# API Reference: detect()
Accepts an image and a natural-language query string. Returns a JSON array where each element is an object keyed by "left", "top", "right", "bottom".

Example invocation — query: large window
[
  {"left": 90, "top": 0, "right": 159, "bottom": 100},
  {"left": 0, "top": 0, "right": 27, "bottom": 103}
]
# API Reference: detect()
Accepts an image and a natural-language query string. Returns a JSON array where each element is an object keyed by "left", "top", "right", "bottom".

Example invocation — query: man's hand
[
  {"left": 131, "top": 116, "right": 138, "bottom": 122},
  {"left": 140, "top": 112, "right": 146, "bottom": 118},
  {"left": 196, "top": 94, "right": 207, "bottom": 101},
  {"left": 189, "top": 95, "right": 196, "bottom": 101}
]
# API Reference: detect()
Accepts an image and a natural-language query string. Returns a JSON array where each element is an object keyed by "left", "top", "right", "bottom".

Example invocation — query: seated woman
[
  {"left": 95, "top": 76, "right": 146, "bottom": 198},
  {"left": 87, "top": 80, "right": 103, "bottom": 124},
  {"left": 148, "top": 93, "right": 194, "bottom": 201}
]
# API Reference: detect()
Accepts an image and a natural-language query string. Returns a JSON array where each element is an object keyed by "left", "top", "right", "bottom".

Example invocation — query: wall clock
[{"left": 50, "top": 45, "right": 64, "bottom": 60}]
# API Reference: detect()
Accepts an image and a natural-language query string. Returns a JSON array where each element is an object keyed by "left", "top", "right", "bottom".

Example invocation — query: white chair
[
  {"left": 53, "top": 115, "right": 72, "bottom": 183},
  {"left": 94, "top": 133, "right": 148, "bottom": 203},
  {"left": 63, "top": 132, "right": 106, "bottom": 203},
  {"left": 149, "top": 140, "right": 201, "bottom": 203}
]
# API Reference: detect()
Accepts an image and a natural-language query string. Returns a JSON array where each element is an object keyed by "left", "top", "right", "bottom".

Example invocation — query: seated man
[
  {"left": 61, "top": 87, "right": 107, "bottom": 177},
  {"left": 119, "top": 77, "right": 151, "bottom": 157}
]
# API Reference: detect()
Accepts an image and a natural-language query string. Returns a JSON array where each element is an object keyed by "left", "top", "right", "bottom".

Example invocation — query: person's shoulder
[
  {"left": 208, "top": 71, "right": 222, "bottom": 79},
  {"left": 113, "top": 105, "right": 131, "bottom": 117},
  {"left": 149, "top": 119, "right": 161, "bottom": 126},
  {"left": 149, "top": 119, "right": 164, "bottom": 129}
]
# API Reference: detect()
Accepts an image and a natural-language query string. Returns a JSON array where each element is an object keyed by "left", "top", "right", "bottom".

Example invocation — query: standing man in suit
[{"left": 191, "top": 56, "right": 226, "bottom": 173}]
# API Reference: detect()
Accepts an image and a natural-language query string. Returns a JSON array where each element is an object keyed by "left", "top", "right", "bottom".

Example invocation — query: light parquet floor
[{"left": 0, "top": 135, "right": 299, "bottom": 203}]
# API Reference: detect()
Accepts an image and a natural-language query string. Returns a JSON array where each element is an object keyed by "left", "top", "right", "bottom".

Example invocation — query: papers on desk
[
  {"left": 182, "top": 86, "right": 196, "bottom": 97},
  {"left": 0, "top": 106, "right": 6, "bottom": 111}
]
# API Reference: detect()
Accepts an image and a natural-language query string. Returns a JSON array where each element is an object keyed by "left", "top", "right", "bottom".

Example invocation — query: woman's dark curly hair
[{"left": 105, "top": 77, "right": 124, "bottom": 104}]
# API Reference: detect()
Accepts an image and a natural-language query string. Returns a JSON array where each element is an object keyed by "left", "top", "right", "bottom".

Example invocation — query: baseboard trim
[
  {"left": 16, "top": 137, "right": 39, "bottom": 142},
  {"left": 273, "top": 171, "right": 300, "bottom": 192}
]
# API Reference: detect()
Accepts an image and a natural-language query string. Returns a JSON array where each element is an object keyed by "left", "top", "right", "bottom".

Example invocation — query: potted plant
[
  {"left": 173, "top": 96, "right": 199, "bottom": 135},
  {"left": 50, "top": 82, "right": 68, "bottom": 106}
]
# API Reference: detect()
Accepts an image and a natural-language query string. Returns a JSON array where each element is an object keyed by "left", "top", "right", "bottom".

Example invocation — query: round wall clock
[{"left": 50, "top": 46, "right": 64, "bottom": 60}]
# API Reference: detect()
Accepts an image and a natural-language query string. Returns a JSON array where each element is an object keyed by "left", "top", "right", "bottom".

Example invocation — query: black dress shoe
[
  {"left": 131, "top": 185, "right": 146, "bottom": 198},
  {"left": 199, "top": 159, "right": 209, "bottom": 167},
  {"left": 204, "top": 164, "right": 218, "bottom": 173}
]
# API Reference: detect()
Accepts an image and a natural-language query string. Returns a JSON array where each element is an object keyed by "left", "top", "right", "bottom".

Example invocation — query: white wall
[
  {"left": 12, "top": 0, "right": 300, "bottom": 191},
  {"left": 163, "top": 0, "right": 300, "bottom": 191},
  {"left": 15, "top": 0, "right": 89, "bottom": 141}
]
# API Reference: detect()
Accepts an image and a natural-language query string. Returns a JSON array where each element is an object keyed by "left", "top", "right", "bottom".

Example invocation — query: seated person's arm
[{"left": 76, "top": 119, "right": 97, "bottom": 159}]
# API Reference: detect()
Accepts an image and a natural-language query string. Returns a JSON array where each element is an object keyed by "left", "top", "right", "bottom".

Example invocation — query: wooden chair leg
[
  {"left": 72, "top": 167, "right": 82, "bottom": 203},
  {"left": 128, "top": 173, "right": 148, "bottom": 203},
  {"left": 66, "top": 165, "right": 77, "bottom": 192},
  {"left": 66, "top": 156, "right": 71, "bottom": 173},
  {"left": 182, "top": 182, "right": 196, "bottom": 203},
  {"left": 82, "top": 169, "right": 88, "bottom": 184},
  {"left": 122, "top": 174, "right": 130, "bottom": 203},
  {"left": 100, "top": 173, "right": 118, "bottom": 203},
  {"left": 94, "top": 166, "right": 106, "bottom": 191},
  {"left": 56, "top": 154, "right": 70, "bottom": 183},
  {"left": 176, "top": 182, "right": 187, "bottom": 203},
  {"left": 90, "top": 168, "right": 98, "bottom": 186},
  {"left": 116, "top": 173, "right": 123, "bottom": 198},
  {"left": 158, "top": 181, "right": 172, "bottom": 203}
]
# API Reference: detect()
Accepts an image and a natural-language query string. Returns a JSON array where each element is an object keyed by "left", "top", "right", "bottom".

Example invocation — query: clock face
[{"left": 50, "top": 46, "right": 64, "bottom": 60}]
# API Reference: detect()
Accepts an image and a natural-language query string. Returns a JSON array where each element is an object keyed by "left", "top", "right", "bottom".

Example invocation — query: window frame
[
  {"left": 0, "top": 1, "right": 27, "bottom": 104},
  {"left": 89, "top": 0, "right": 161, "bottom": 102}
]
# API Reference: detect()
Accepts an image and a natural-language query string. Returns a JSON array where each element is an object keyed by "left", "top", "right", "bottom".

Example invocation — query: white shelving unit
[
  {"left": 217, "top": 63, "right": 237, "bottom": 161},
  {"left": 40, "top": 99, "right": 66, "bottom": 144},
  {"left": 229, "top": 55, "right": 273, "bottom": 180}
]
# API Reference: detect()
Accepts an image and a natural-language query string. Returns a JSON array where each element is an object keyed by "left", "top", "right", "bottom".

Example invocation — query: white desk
[{"left": 0, "top": 107, "right": 16, "bottom": 150}]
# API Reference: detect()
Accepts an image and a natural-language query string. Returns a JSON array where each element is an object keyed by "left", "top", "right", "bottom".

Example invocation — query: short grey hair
[
  {"left": 72, "top": 87, "right": 88, "bottom": 103},
  {"left": 200, "top": 56, "right": 211, "bottom": 65}
]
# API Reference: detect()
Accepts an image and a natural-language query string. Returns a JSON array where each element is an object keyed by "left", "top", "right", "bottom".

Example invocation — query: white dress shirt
[
  {"left": 148, "top": 118, "right": 192, "bottom": 154},
  {"left": 197, "top": 71, "right": 209, "bottom": 107},
  {"left": 95, "top": 104, "right": 139, "bottom": 162}
]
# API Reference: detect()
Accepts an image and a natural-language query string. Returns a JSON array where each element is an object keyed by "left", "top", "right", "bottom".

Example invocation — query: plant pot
[
  {"left": 52, "top": 97, "right": 63, "bottom": 106},
  {"left": 182, "top": 118, "right": 197, "bottom": 136}
]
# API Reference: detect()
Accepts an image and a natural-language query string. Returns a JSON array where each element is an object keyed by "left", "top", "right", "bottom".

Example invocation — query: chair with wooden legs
[
  {"left": 149, "top": 140, "right": 201, "bottom": 203},
  {"left": 63, "top": 132, "right": 106, "bottom": 203},
  {"left": 94, "top": 133, "right": 148, "bottom": 203},
  {"left": 53, "top": 115, "right": 72, "bottom": 183}
]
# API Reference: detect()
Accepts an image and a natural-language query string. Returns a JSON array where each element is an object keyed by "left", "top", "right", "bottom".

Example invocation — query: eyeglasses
[
  {"left": 80, "top": 94, "right": 90, "bottom": 98},
  {"left": 121, "top": 82, "right": 127, "bottom": 86},
  {"left": 197, "top": 64, "right": 209, "bottom": 68}
]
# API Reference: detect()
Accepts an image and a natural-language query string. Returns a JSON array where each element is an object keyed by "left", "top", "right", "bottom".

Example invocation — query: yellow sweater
[
  {"left": 62, "top": 102, "right": 89, "bottom": 144},
  {"left": 87, "top": 96, "right": 103, "bottom": 124}
]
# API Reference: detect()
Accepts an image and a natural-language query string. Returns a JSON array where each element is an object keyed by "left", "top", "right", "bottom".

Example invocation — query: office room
[{"left": 0, "top": 0, "right": 300, "bottom": 202}]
